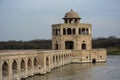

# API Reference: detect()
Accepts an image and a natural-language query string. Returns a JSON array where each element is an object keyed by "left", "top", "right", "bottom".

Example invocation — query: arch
[
  {"left": 67, "top": 28, "right": 72, "bottom": 35},
  {"left": 73, "top": 28, "right": 76, "bottom": 35},
  {"left": 65, "top": 41, "right": 74, "bottom": 49},
  {"left": 58, "top": 29, "right": 60, "bottom": 35},
  {"left": 34, "top": 58, "right": 37, "bottom": 67},
  {"left": 82, "top": 28, "right": 85, "bottom": 35},
  {"left": 55, "top": 29, "right": 58, "bottom": 35},
  {"left": 53, "top": 56, "right": 55, "bottom": 64},
  {"left": 46, "top": 57, "right": 49, "bottom": 66},
  {"left": 28, "top": 58, "right": 32, "bottom": 68},
  {"left": 56, "top": 55, "right": 58, "bottom": 64},
  {"left": 79, "top": 28, "right": 81, "bottom": 34},
  {"left": 92, "top": 59, "right": 96, "bottom": 63},
  {"left": 86, "top": 29, "right": 89, "bottom": 35},
  {"left": 12, "top": 60, "right": 17, "bottom": 74},
  {"left": 21, "top": 59, "right": 25, "bottom": 71},
  {"left": 2, "top": 61, "right": 8, "bottom": 76},
  {"left": 63, "top": 28, "right": 66, "bottom": 35},
  {"left": 55, "top": 44, "right": 58, "bottom": 50}
]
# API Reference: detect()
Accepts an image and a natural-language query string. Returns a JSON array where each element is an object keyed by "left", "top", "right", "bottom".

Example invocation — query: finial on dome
[{"left": 70, "top": 9, "right": 73, "bottom": 11}]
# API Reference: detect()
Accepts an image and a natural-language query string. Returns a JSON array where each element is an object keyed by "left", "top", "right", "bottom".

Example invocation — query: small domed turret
[
  {"left": 63, "top": 9, "right": 81, "bottom": 24},
  {"left": 64, "top": 9, "right": 80, "bottom": 18}
]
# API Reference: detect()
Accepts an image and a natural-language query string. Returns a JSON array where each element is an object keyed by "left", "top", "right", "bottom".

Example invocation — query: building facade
[{"left": 0, "top": 9, "right": 107, "bottom": 80}]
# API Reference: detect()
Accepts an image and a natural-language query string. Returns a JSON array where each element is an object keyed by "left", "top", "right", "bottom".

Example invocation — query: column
[
  {"left": 17, "top": 59, "right": 21, "bottom": 80},
  {"left": 31, "top": 58, "right": 34, "bottom": 76},
  {"left": 25, "top": 58, "right": 28, "bottom": 78},
  {"left": 8, "top": 59, "right": 12, "bottom": 80}
]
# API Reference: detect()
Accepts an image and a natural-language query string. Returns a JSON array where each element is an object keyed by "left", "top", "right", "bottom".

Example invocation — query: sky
[{"left": 0, "top": 0, "right": 120, "bottom": 41}]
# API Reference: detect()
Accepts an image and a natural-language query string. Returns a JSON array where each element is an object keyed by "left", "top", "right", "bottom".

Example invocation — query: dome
[{"left": 64, "top": 9, "right": 80, "bottom": 18}]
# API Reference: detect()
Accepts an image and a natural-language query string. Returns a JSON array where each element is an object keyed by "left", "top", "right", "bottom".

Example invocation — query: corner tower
[{"left": 52, "top": 9, "right": 92, "bottom": 50}]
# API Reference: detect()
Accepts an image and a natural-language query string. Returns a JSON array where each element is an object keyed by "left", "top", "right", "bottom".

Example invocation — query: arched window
[
  {"left": 67, "top": 28, "right": 72, "bottom": 35},
  {"left": 65, "top": 41, "right": 74, "bottom": 49},
  {"left": 79, "top": 28, "right": 81, "bottom": 34},
  {"left": 56, "top": 29, "right": 58, "bottom": 35},
  {"left": 73, "top": 28, "right": 76, "bottom": 35},
  {"left": 63, "top": 28, "right": 66, "bottom": 35},
  {"left": 82, "top": 28, "right": 85, "bottom": 35},
  {"left": 86, "top": 29, "right": 89, "bottom": 35}
]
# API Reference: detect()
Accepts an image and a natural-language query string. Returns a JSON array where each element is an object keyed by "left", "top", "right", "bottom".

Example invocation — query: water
[{"left": 26, "top": 56, "right": 120, "bottom": 80}]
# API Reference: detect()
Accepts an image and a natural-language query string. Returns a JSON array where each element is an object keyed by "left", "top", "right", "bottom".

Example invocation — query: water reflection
[{"left": 26, "top": 56, "right": 120, "bottom": 80}]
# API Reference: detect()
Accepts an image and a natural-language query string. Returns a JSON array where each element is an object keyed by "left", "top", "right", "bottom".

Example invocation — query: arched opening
[
  {"left": 12, "top": 60, "right": 17, "bottom": 74},
  {"left": 55, "top": 29, "right": 58, "bottom": 35},
  {"left": 65, "top": 41, "right": 74, "bottom": 49},
  {"left": 28, "top": 58, "right": 32, "bottom": 76},
  {"left": 20, "top": 59, "right": 25, "bottom": 77},
  {"left": 92, "top": 59, "right": 96, "bottom": 63},
  {"left": 64, "top": 54, "right": 66, "bottom": 61},
  {"left": 82, "top": 43, "right": 86, "bottom": 49},
  {"left": 73, "top": 28, "right": 76, "bottom": 35},
  {"left": 82, "top": 28, "right": 85, "bottom": 35},
  {"left": 46, "top": 57, "right": 49, "bottom": 67},
  {"left": 28, "top": 59, "right": 32, "bottom": 69},
  {"left": 21, "top": 59, "right": 25, "bottom": 72},
  {"left": 75, "top": 19, "right": 78, "bottom": 23},
  {"left": 12, "top": 60, "right": 17, "bottom": 79},
  {"left": 86, "top": 29, "right": 89, "bottom": 35},
  {"left": 79, "top": 28, "right": 81, "bottom": 34},
  {"left": 34, "top": 58, "right": 37, "bottom": 67},
  {"left": 61, "top": 55, "right": 63, "bottom": 62},
  {"left": 56, "top": 56, "right": 58, "bottom": 65},
  {"left": 63, "top": 28, "right": 66, "bottom": 35},
  {"left": 55, "top": 44, "right": 58, "bottom": 50},
  {"left": 2, "top": 62, "right": 8, "bottom": 77},
  {"left": 58, "top": 29, "right": 60, "bottom": 35},
  {"left": 67, "top": 28, "right": 72, "bottom": 35}
]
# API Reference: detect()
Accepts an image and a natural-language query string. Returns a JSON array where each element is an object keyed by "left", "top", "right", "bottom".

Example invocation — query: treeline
[
  {"left": 92, "top": 36, "right": 120, "bottom": 48},
  {"left": 0, "top": 36, "right": 120, "bottom": 50},
  {"left": 0, "top": 39, "right": 52, "bottom": 50}
]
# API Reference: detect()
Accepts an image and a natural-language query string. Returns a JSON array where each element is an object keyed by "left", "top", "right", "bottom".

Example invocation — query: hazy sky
[{"left": 0, "top": 0, "right": 120, "bottom": 41}]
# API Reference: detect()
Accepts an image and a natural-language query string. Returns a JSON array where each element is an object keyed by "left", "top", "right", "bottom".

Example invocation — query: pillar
[
  {"left": 31, "top": 58, "right": 34, "bottom": 76},
  {"left": 17, "top": 59, "right": 21, "bottom": 80},
  {"left": 8, "top": 59, "right": 12, "bottom": 80},
  {"left": 25, "top": 58, "right": 28, "bottom": 78}
]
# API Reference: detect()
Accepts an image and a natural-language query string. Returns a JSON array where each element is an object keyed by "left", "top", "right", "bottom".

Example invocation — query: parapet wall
[{"left": 71, "top": 49, "right": 107, "bottom": 63}]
